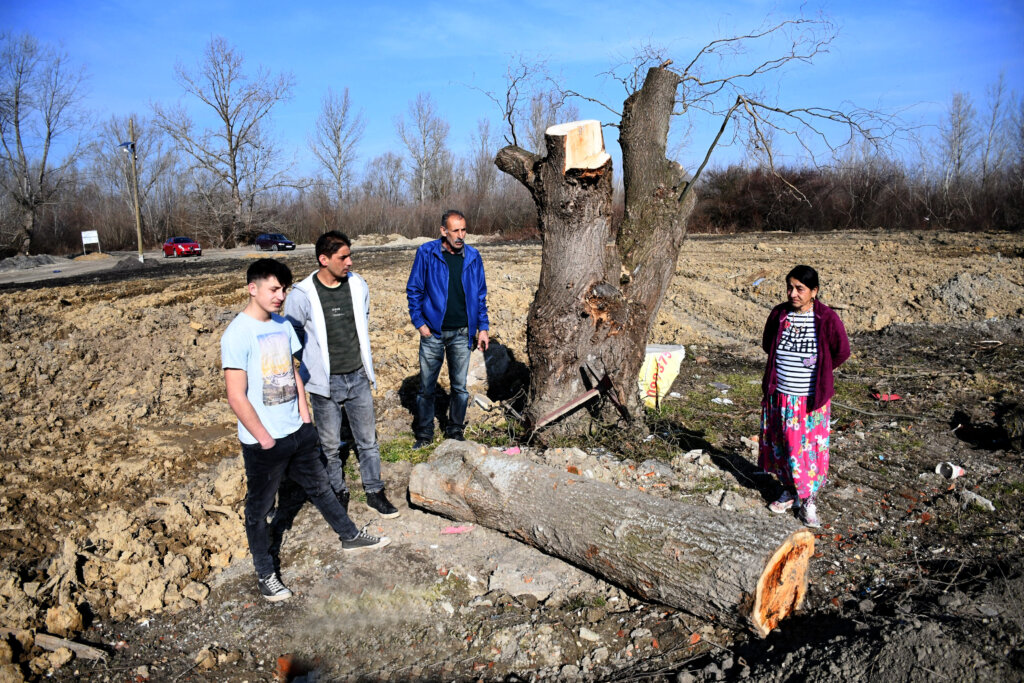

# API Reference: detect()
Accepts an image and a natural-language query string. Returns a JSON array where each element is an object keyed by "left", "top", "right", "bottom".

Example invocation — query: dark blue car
[{"left": 255, "top": 233, "right": 296, "bottom": 251}]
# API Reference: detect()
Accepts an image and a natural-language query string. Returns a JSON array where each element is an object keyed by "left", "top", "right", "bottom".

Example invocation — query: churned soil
[{"left": 0, "top": 229, "right": 1022, "bottom": 681}]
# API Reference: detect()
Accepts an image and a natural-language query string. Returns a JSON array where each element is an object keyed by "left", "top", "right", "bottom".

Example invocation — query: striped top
[{"left": 775, "top": 309, "right": 817, "bottom": 397}]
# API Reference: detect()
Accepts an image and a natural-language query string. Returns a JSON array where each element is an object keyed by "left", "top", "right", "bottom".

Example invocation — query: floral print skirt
[{"left": 758, "top": 392, "right": 831, "bottom": 500}]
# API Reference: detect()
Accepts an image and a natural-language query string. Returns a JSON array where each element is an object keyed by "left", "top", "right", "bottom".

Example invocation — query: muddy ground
[{"left": 0, "top": 230, "right": 1022, "bottom": 681}]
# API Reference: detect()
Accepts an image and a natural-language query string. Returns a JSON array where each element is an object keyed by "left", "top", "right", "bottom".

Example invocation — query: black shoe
[
  {"left": 257, "top": 573, "right": 293, "bottom": 602},
  {"left": 366, "top": 490, "right": 400, "bottom": 518},
  {"left": 444, "top": 431, "right": 465, "bottom": 441},
  {"left": 342, "top": 529, "right": 392, "bottom": 553},
  {"left": 336, "top": 489, "right": 350, "bottom": 515},
  {"left": 413, "top": 437, "right": 432, "bottom": 449}
]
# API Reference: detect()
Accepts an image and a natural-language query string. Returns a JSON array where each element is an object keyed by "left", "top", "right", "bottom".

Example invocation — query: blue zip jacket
[{"left": 406, "top": 239, "right": 489, "bottom": 348}]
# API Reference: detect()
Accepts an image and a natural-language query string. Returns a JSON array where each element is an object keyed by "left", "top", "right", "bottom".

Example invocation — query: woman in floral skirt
[{"left": 759, "top": 265, "right": 850, "bottom": 527}]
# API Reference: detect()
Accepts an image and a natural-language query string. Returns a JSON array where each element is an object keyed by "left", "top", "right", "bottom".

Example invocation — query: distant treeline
[
  {"left": 5, "top": 157, "right": 1020, "bottom": 257},
  {"left": 687, "top": 159, "right": 1024, "bottom": 234}
]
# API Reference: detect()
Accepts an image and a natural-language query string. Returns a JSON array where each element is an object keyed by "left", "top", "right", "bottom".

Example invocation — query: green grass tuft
[{"left": 380, "top": 435, "right": 435, "bottom": 464}]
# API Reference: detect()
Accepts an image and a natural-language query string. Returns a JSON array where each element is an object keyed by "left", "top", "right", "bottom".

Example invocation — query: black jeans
[{"left": 240, "top": 422, "right": 359, "bottom": 577}]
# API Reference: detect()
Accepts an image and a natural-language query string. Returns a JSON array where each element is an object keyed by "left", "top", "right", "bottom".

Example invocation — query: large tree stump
[
  {"left": 410, "top": 441, "right": 814, "bottom": 637},
  {"left": 495, "top": 69, "right": 696, "bottom": 436}
]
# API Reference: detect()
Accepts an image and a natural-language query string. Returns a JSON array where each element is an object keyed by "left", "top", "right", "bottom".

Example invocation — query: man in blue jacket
[{"left": 406, "top": 210, "right": 490, "bottom": 448}]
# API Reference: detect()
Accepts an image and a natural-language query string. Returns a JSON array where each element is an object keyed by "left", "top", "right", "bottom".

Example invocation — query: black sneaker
[
  {"left": 413, "top": 437, "right": 432, "bottom": 449},
  {"left": 366, "top": 490, "right": 400, "bottom": 518},
  {"left": 257, "top": 573, "right": 293, "bottom": 602},
  {"left": 336, "top": 489, "right": 350, "bottom": 515},
  {"left": 342, "top": 529, "right": 392, "bottom": 553},
  {"left": 445, "top": 431, "right": 466, "bottom": 441}
]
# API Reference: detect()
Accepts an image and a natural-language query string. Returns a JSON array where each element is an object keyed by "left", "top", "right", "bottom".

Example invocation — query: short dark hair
[
  {"left": 247, "top": 258, "right": 292, "bottom": 288},
  {"left": 786, "top": 265, "right": 819, "bottom": 291},
  {"left": 441, "top": 209, "right": 465, "bottom": 228},
  {"left": 315, "top": 231, "right": 352, "bottom": 262}
]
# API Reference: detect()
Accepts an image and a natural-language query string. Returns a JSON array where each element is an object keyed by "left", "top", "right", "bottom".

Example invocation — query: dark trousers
[{"left": 240, "top": 422, "right": 358, "bottom": 577}]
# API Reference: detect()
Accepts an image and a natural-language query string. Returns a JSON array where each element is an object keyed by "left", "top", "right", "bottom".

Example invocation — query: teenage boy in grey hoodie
[{"left": 283, "top": 232, "right": 399, "bottom": 518}]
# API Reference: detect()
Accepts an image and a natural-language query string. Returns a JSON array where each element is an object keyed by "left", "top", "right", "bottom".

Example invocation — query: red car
[{"left": 162, "top": 237, "right": 202, "bottom": 258}]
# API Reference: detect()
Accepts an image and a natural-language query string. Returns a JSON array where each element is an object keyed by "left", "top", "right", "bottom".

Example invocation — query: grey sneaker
[
  {"left": 342, "top": 529, "right": 392, "bottom": 553},
  {"left": 366, "top": 490, "right": 400, "bottom": 518},
  {"left": 257, "top": 573, "right": 293, "bottom": 602}
]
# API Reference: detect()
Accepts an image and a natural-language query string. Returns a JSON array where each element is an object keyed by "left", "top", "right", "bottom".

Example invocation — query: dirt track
[{"left": 0, "top": 230, "right": 1022, "bottom": 681}]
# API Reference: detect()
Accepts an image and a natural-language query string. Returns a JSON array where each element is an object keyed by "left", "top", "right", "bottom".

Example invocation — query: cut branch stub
[
  {"left": 545, "top": 120, "right": 612, "bottom": 174},
  {"left": 410, "top": 441, "right": 815, "bottom": 636}
]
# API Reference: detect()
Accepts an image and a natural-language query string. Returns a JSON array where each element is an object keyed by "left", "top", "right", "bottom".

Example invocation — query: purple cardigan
[{"left": 761, "top": 301, "right": 850, "bottom": 412}]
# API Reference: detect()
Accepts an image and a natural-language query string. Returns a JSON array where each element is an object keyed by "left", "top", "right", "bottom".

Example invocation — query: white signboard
[{"left": 81, "top": 230, "right": 99, "bottom": 245}]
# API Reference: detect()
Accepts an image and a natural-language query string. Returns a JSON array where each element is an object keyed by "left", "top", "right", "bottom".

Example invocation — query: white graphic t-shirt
[
  {"left": 775, "top": 309, "right": 818, "bottom": 397},
  {"left": 220, "top": 312, "right": 302, "bottom": 444}
]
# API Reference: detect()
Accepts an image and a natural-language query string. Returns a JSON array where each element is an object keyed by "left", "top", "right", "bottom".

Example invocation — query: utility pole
[{"left": 128, "top": 118, "right": 144, "bottom": 263}]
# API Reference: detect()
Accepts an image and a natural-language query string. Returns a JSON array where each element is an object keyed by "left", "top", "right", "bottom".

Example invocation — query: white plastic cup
[{"left": 936, "top": 462, "right": 966, "bottom": 479}]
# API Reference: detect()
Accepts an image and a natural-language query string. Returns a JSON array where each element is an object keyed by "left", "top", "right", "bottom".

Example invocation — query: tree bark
[
  {"left": 19, "top": 209, "right": 35, "bottom": 255},
  {"left": 410, "top": 441, "right": 815, "bottom": 637},
  {"left": 495, "top": 67, "right": 695, "bottom": 435}
]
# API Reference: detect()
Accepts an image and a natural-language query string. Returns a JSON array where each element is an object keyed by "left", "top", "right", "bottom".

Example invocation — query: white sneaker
[{"left": 801, "top": 502, "right": 821, "bottom": 528}]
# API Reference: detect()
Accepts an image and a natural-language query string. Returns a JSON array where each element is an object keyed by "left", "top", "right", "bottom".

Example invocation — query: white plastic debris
[
  {"left": 959, "top": 490, "right": 995, "bottom": 512},
  {"left": 935, "top": 462, "right": 966, "bottom": 479}
]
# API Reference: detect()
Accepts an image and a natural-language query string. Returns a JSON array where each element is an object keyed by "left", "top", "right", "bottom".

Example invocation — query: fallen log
[{"left": 409, "top": 441, "right": 814, "bottom": 637}]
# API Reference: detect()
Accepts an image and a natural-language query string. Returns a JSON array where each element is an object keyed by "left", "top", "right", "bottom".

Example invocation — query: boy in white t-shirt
[{"left": 221, "top": 258, "right": 389, "bottom": 602}]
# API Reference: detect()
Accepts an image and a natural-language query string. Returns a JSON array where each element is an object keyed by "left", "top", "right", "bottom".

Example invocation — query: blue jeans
[
  {"left": 310, "top": 369, "right": 383, "bottom": 494},
  {"left": 415, "top": 328, "right": 471, "bottom": 440},
  {"left": 240, "top": 422, "right": 358, "bottom": 577}
]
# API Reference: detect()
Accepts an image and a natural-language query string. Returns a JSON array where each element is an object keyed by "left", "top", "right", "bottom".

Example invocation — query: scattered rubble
[{"left": 0, "top": 231, "right": 1021, "bottom": 680}]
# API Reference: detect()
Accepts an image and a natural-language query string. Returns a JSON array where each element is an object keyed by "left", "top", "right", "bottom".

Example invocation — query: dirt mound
[
  {"left": 352, "top": 233, "right": 431, "bottom": 248},
  {"left": 0, "top": 254, "right": 69, "bottom": 272},
  {"left": 74, "top": 252, "right": 113, "bottom": 262},
  {"left": 933, "top": 271, "right": 1024, "bottom": 316}
]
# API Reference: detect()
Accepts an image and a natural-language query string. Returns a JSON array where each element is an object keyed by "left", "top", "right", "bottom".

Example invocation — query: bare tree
[
  {"left": 310, "top": 86, "right": 365, "bottom": 207},
  {"left": 475, "top": 56, "right": 580, "bottom": 154},
  {"left": 396, "top": 93, "right": 452, "bottom": 202},
  {"left": 90, "top": 114, "right": 177, "bottom": 242},
  {"left": 468, "top": 118, "right": 497, "bottom": 198},
  {"left": 0, "top": 33, "right": 88, "bottom": 254},
  {"left": 1014, "top": 96, "right": 1024, "bottom": 174},
  {"left": 980, "top": 72, "right": 1010, "bottom": 189},
  {"left": 152, "top": 36, "right": 294, "bottom": 247},
  {"left": 361, "top": 152, "right": 405, "bottom": 205},
  {"left": 496, "top": 17, "right": 892, "bottom": 436},
  {"left": 525, "top": 89, "right": 580, "bottom": 154},
  {"left": 939, "top": 92, "right": 980, "bottom": 189}
]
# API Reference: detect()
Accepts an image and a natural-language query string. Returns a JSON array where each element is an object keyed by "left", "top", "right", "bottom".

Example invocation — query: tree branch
[{"left": 494, "top": 145, "right": 540, "bottom": 190}]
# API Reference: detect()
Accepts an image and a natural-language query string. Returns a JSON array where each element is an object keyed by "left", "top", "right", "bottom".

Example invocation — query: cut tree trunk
[
  {"left": 410, "top": 441, "right": 815, "bottom": 637},
  {"left": 495, "top": 67, "right": 695, "bottom": 435}
]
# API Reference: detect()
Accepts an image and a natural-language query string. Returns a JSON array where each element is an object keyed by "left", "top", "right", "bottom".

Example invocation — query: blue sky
[{"left": 4, "top": 0, "right": 1023, "bottom": 177}]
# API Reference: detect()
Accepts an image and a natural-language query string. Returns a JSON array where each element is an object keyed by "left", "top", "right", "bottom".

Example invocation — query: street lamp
[{"left": 119, "top": 117, "right": 144, "bottom": 264}]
